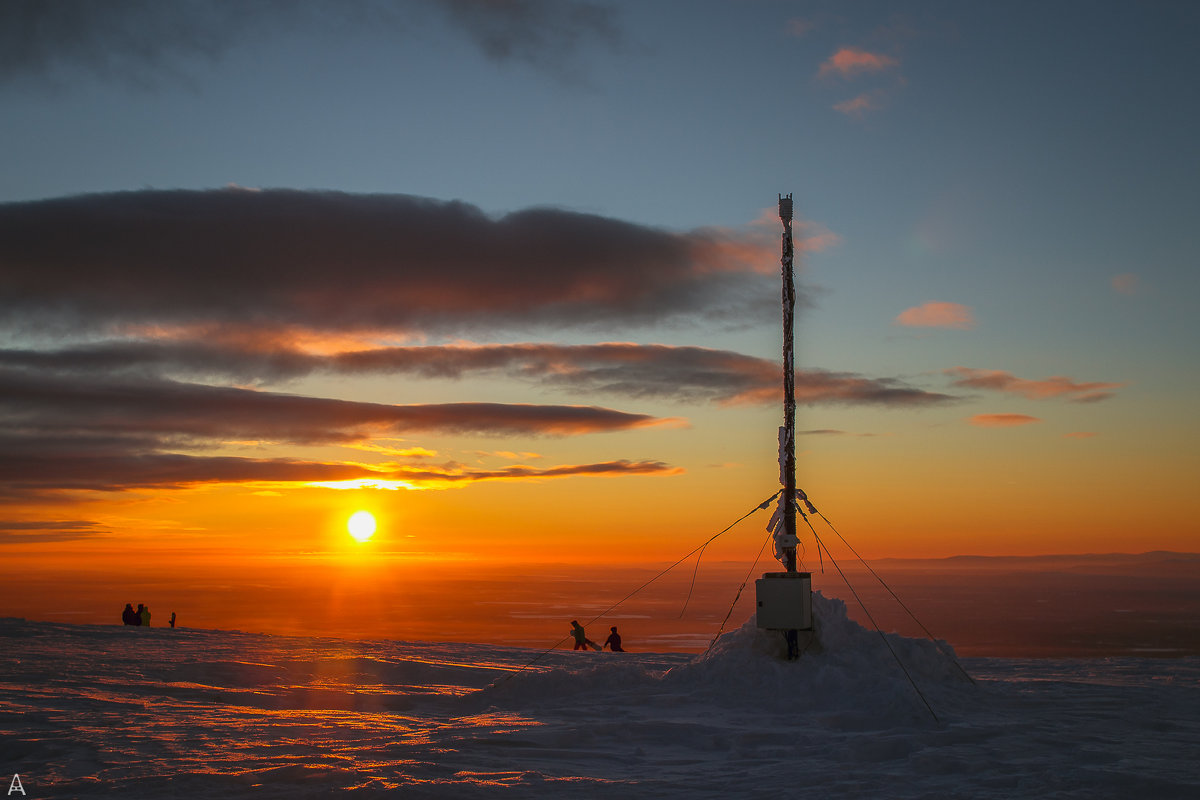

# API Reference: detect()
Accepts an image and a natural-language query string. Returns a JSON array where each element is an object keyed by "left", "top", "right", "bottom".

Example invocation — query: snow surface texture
[{"left": 3, "top": 591, "right": 1199, "bottom": 798}]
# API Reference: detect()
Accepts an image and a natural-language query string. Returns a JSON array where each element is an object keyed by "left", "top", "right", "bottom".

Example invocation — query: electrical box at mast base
[{"left": 755, "top": 572, "right": 812, "bottom": 630}]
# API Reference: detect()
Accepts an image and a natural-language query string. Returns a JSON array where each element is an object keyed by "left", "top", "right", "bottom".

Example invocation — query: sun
[{"left": 347, "top": 510, "right": 377, "bottom": 543}]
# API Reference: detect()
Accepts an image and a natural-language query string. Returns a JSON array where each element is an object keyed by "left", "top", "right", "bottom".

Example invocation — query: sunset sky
[{"left": 2, "top": 1, "right": 1198, "bottom": 638}]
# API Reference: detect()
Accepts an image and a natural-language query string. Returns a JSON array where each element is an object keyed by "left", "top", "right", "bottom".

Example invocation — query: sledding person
[
  {"left": 569, "top": 620, "right": 596, "bottom": 651},
  {"left": 122, "top": 603, "right": 138, "bottom": 626},
  {"left": 603, "top": 626, "right": 624, "bottom": 652}
]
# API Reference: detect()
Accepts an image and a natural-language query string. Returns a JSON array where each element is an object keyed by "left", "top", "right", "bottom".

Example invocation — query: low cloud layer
[
  {"left": 946, "top": 367, "right": 1123, "bottom": 403},
  {"left": 1, "top": 368, "right": 667, "bottom": 442},
  {"left": 0, "top": 518, "right": 109, "bottom": 543},
  {"left": 0, "top": 364, "right": 676, "bottom": 501},
  {"left": 0, "top": 189, "right": 773, "bottom": 336},
  {"left": 0, "top": 187, "right": 956, "bottom": 517},
  {"left": 0, "top": 449, "right": 677, "bottom": 498},
  {"left": 894, "top": 301, "right": 975, "bottom": 330},
  {"left": 0, "top": 341, "right": 955, "bottom": 408},
  {"left": 968, "top": 413, "right": 1040, "bottom": 428}
]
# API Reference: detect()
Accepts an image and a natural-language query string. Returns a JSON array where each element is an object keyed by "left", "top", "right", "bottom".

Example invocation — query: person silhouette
[
  {"left": 603, "top": 626, "right": 624, "bottom": 652},
  {"left": 122, "top": 603, "right": 138, "bottom": 626},
  {"left": 570, "top": 620, "right": 596, "bottom": 651},
  {"left": 169, "top": 612, "right": 176, "bottom": 628},
  {"left": 134, "top": 604, "right": 145, "bottom": 626},
  {"left": 139, "top": 605, "right": 151, "bottom": 627}
]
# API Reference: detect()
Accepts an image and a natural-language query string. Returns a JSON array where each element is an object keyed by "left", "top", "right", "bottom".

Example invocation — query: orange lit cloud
[
  {"left": 1111, "top": 273, "right": 1140, "bottom": 295},
  {"left": 477, "top": 451, "right": 543, "bottom": 460},
  {"left": 834, "top": 91, "right": 883, "bottom": 117},
  {"left": 968, "top": 414, "right": 1041, "bottom": 427},
  {"left": 818, "top": 47, "right": 899, "bottom": 79},
  {"left": 746, "top": 207, "right": 841, "bottom": 255},
  {"left": 946, "top": 367, "right": 1123, "bottom": 403},
  {"left": 894, "top": 301, "right": 976, "bottom": 330}
]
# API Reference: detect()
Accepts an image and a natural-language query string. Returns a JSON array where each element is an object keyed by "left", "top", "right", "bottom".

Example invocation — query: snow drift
[{"left": 3, "top": 598, "right": 1199, "bottom": 798}]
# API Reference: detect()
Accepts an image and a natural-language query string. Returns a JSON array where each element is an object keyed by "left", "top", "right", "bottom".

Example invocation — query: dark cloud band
[
  {"left": 0, "top": 341, "right": 955, "bottom": 408},
  {"left": 0, "top": 0, "right": 621, "bottom": 87},
  {"left": 0, "top": 188, "right": 768, "bottom": 335}
]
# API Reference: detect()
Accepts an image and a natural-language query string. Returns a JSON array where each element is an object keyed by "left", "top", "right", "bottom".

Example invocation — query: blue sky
[{"left": 1, "top": 0, "right": 1198, "bottom": 561}]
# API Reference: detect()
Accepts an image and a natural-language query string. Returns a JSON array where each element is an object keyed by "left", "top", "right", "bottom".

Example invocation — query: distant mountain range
[{"left": 871, "top": 551, "right": 1200, "bottom": 575}]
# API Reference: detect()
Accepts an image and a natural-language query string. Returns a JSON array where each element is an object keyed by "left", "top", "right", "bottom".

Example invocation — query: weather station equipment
[{"left": 756, "top": 193, "right": 814, "bottom": 660}]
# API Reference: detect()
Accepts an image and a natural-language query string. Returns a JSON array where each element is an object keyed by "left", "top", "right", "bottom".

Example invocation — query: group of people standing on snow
[
  {"left": 122, "top": 603, "right": 175, "bottom": 628},
  {"left": 569, "top": 620, "right": 624, "bottom": 652}
]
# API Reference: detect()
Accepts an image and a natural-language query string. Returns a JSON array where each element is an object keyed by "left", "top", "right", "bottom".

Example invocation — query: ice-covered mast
[
  {"left": 754, "top": 193, "right": 814, "bottom": 661},
  {"left": 779, "top": 194, "right": 799, "bottom": 573}
]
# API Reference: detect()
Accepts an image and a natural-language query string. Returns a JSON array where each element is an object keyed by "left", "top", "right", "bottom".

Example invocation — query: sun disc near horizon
[{"left": 347, "top": 510, "right": 377, "bottom": 542}]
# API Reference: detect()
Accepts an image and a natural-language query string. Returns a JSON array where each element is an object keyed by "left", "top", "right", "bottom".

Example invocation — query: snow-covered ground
[{"left": 3, "top": 592, "right": 1198, "bottom": 798}]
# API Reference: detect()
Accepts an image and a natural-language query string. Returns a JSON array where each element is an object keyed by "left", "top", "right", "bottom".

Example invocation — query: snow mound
[
  {"left": 662, "top": 591, "right": 973, "bottom": 721},
  {"left": 481, "top": 592, "right": 973, "bottom": 726}
]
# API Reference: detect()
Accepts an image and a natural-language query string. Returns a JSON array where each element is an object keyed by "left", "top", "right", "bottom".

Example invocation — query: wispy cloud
[
  {"left": 946, "top": 367, "right": 1123, "bottom": 403},
  {"left": 0, "top": 519, "right": 109, "bottom": 543},
  {"left": 833, "top": 91, "right": 884, "bottom": 117},
  {"left": 798, "top": 429, "right": 881, "bottom": 438},
  {"left": 791, "top": 369, "right": 953, "bottom": 408},
  {"left": 968, "top": 414, "right": 1040, "bottom": 427},
  {"left": 894, "top": 301, "right": 976, "bottom": 330},
  {"left": 384, "top": 459, "right": 682, "bottom": 484},
  {"left": 0, "top": 450, "right": 679, "bottom": 497},
  {"left": 786, "top": 17, "right": 818, "bottom": 38},
  {"left": 818, "top": 47, "right": 899, "bottom": 79},
  {"left": 746, "top": 206, "right": 841, "bottom": 254},
  {"left": 0, "top": 189, "right": 776, "bottom": 337},
  {"left": 1111, "top": 273, "right": 1140, "bottom": 295}
]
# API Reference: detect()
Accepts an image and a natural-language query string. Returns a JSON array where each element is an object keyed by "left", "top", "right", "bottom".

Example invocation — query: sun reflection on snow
[{"left": 448, "top": 712, "right": 543, "bottom": 734}]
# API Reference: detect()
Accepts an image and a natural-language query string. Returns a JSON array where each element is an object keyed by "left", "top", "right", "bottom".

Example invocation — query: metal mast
[
  {"left": 755, "top": 194, "right": 812, "bottom": 663},
  {"left": 779, "top": 194, "right": 798, "bottom": 574}
]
